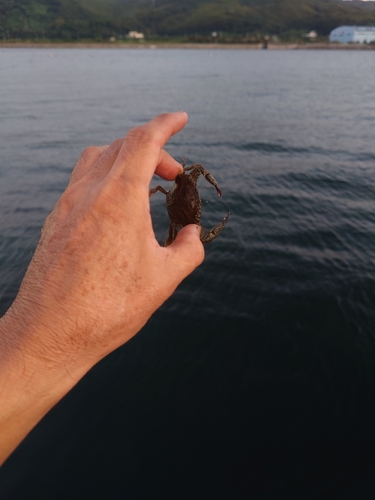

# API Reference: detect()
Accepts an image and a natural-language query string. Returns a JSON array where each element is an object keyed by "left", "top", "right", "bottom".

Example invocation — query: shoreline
[{"left": 1, "top": 42, "right": 375, "bottom": 50}]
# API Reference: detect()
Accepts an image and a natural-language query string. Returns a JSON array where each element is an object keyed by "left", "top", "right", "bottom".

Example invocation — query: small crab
[{"left": 149, "top": 161, "right": 230, "bottom": 246}]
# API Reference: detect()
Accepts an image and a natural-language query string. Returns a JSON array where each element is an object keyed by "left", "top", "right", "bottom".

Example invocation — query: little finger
[{"left": 70, "top": 145, "right": 108, "bottom": 185}]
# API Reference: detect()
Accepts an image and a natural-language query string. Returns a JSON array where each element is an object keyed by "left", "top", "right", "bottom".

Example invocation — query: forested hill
[{"left": 1, "top": 0, "right": 375, "bottom": 40}]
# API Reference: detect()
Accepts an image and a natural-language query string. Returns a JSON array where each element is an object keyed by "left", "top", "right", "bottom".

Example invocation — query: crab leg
[
  {"left": 149, "top": 185, "right": 169, "bottom": 197},
  {"left": 183, "top": 164, "right": 222, "bottom": 198},
  {"left": 200, "top": 212, "right": 230, "bottom": 244},
  {"left": 164, "top": 221, "right": 179, "bottom": 247}
]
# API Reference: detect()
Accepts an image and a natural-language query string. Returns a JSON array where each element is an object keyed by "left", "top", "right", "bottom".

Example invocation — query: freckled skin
[{"left": 150, "top": 163, "right": 230, "bottom": 247}]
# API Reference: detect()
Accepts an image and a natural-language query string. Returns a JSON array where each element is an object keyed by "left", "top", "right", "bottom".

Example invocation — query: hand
[{"left": 0, "top": 112, "right": 204, "bottom": 464}]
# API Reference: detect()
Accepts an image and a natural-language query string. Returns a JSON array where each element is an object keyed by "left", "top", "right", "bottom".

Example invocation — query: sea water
[{"left": 1, "top": 48, "right": 375, "bottom": 498}]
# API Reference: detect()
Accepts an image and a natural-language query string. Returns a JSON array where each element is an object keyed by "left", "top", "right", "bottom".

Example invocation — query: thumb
[{"left": 166, "top": 224, "right": 205, "bottom": 281}]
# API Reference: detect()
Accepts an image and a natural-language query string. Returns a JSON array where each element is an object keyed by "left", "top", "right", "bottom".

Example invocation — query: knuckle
[
  {"left": 110, "top": 137, "right": 124, "bottom": 151},
  {"left": 80, "top": 145, "right": 102, "bottom": 161},
  {"left": 56, "top": 184, "right": 79, "bottom": 214},
  {"left": 72, "top": 146, "right": 101, "bottom": 172},
  {"left": 71, "top": 145, "right": 107, "bottom": 183}
]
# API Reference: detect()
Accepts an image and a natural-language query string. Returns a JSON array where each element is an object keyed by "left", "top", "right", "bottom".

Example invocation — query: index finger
[{"left": 109, "top": 112, "right": 188, "bottom": 188}]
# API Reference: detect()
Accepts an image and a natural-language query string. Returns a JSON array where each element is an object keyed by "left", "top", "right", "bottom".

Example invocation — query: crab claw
[
  {"left": 222, "top": 212, "right": 230, "bottom": 224},
  {"left": 200, "top": 212, "right": 230, "bottom": 244},
  {"left": 216, "top": 187, "right": 222, "bottom": 198}
]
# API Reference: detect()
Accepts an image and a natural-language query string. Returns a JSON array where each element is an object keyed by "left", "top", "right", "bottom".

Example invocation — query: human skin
[{"left": 0, "top": 112, "right": 204, "bottom": 465}]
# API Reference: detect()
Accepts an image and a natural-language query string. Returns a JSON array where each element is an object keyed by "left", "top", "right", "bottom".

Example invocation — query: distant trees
[
  {"left": 1, "top": 0, "right": 375, "bottom": 41},
  {"left": 0, "top": 0, "right": 110, "bottom": 40},
  {"left": 133, "top": 0, "right": 375, "bottom": 37}
]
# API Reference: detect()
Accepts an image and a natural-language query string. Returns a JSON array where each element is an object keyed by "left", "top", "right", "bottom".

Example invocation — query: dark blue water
[{"left": 1, "top": 48, "right": 375, "bottom": 499}]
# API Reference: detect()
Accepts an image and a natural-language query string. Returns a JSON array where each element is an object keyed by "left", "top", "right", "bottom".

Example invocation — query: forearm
[{"left": 0, "top": 306, "right": 88, "bottom": 465}]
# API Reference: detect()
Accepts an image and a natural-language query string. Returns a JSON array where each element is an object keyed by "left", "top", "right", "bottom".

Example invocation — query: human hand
[
  {"left": 0, "top": 112, "right": 204, "bottom": 463},
  {"left": 10, "top": 111, "right": 204, "bottom": 369}
]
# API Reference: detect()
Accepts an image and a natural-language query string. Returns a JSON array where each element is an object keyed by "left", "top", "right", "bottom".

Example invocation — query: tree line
[{"left": 1, "top": 0, "right": 375, "bottom": 41}]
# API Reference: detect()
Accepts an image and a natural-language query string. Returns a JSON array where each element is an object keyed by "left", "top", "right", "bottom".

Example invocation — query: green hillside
[{"left": 1, "top": 0, "right": 375, "bottom": 40}]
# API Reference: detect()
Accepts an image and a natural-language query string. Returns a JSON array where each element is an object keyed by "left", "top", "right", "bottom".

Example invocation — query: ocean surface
[{"left": 1, "top": 48, "right": 375, "bottom": 499}]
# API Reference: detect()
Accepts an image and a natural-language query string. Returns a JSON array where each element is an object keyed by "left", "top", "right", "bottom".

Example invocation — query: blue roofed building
[{"left": 330, "top": 26, "right": 375, "bottom": 43}]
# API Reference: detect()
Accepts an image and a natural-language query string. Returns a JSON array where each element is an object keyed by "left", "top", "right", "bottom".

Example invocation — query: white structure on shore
[
  {"left": 305, "top": 30, "right": 318, "bottom": 39},
  {"left": 127, "top": 31, "right": 145, "bottom": 39},
  {"left": 329, "top": 26, "right": 375, "bottom": 44}
]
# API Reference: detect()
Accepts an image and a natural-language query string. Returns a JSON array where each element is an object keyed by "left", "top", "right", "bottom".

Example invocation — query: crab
[{"left": 149, "top": 162, "right": 230, "bottom": 247}]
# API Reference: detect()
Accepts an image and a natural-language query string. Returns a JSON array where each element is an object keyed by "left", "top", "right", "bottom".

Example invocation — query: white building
[
  {"left": 127, "top": 31, "right": 145, "bottom": 39},
  {"left": 329, "top": 26, "right": 375, "bottom": 44},
  {"left": 305, "top": 30, "right": 318, "bottom": 39}
]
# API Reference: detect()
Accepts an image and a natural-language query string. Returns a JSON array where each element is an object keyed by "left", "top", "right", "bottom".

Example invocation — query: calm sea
[{"left": 1, "top": 48, "right": 375, "bottom": 499}]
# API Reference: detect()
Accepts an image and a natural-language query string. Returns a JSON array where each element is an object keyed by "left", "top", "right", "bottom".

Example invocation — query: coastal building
[
  {"left": 329, "top": 26, "right": 375, "bottom": 44},
  {"left": 305, "top": 30, "right": 318, "bottom": 40},
  {"left": 127, "top": 31, "right": 145, "bottom": 39}
]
